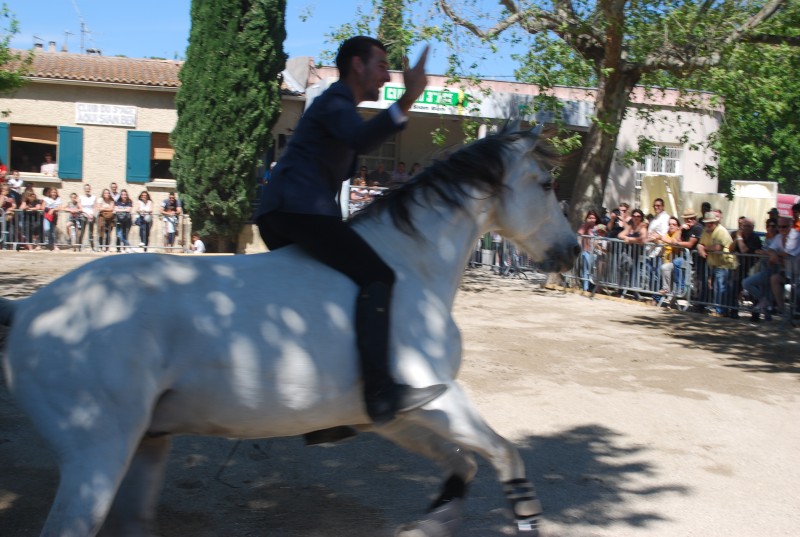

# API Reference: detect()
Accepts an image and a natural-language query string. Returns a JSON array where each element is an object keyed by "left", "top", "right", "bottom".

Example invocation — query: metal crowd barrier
[
  {"left": 0, "top": 208, "right": 191, "bottom": 254},
  {"left": 568, "top": 235, "right": 799, "bottom": 322}
]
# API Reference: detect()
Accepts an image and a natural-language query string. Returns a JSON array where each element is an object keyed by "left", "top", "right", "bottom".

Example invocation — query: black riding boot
[{"left": 356, "top": 281, "right": 447, "bottom": 424}]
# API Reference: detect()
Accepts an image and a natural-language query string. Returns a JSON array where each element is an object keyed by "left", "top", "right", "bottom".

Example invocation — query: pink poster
[{"left": 776, "top": 194, "right": 800, "bottom": 217}]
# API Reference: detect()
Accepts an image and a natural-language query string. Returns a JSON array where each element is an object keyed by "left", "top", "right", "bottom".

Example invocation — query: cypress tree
[
  {"left": 172, "top": 0, "right": 286, "bottom": 251},
  {"left": 378, "top": 0, "right": 407, "bottom": 70}
]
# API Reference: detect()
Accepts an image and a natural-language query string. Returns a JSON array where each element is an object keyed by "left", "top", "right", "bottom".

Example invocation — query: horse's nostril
[{"left": 572, "top": 244, "right": 581, "bottom": 256}]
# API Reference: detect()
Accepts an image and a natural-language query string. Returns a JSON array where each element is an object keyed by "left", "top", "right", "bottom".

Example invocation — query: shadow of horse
[{"left": 0, "top": 385, "right": 688, "bottom": 537}]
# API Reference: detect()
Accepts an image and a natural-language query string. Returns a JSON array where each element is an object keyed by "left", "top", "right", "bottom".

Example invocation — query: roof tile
[{"left": 11, "top": 49, "right": 182, "bottom": 88}]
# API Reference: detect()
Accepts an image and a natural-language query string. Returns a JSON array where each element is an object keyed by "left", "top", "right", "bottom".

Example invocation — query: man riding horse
[{"left": 255, "top": 37, "right": 446, "bottom": 443}]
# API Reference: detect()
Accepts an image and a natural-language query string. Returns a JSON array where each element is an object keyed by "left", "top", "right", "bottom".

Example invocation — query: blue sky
[{"left": 7, "top": 0, "right": 519, "bottom": 78}]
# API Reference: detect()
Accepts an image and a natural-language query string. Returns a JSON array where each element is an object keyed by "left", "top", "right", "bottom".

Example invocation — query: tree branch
[{"left": 743, "top": 34, "right": 800, "bottom": 47}]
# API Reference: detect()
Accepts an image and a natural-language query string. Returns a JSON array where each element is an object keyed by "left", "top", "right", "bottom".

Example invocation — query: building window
[
  {"left": 635, "top": 145, "right": 682, "bottom": 190},
  {"left": 150, "top": 132, "right": 174, "bottom": 180},
  {"left": 127, "top": 130, "right": 174, "bottom": 182},
  {"left": 8, "top": 124, "right": 58, "bottom": 173}
]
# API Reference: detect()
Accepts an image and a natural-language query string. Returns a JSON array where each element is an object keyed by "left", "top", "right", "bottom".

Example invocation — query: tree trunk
[{"left": 569, "top": 69, "right": 639, "bottom": 225}]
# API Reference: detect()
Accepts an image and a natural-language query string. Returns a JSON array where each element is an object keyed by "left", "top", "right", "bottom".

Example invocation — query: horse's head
[{"left": 489, "top": 127, "right": 579, "bottom": 273}]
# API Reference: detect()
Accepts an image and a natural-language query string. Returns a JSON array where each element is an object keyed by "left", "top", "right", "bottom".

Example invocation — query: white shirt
[
  {"left": 79, "top": 194, "right": 96, "bottom": 217},
  {"left": 41, "top": 162, "right": 58, "bottom": 176},
  {"left": 7, "top": 175, "right": 23, "bottom": 194},
  {"left": 648, "top": 210, "right": 670, "bottom": 238},
  {"left": 192, "top": 239, "right": 206, "bottom": 254}
]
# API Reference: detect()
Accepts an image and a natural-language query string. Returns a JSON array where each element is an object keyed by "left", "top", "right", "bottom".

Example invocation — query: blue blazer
[{"left": 256, "top": 81, "right": 405, "bottom": 218}]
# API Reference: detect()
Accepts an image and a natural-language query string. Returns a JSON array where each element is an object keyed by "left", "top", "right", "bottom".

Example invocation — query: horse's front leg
[
  {"left": 405, "top": 382, "right": 543, "bottom": 535},
  {"left": 377, "top": 421, "right": 478, "bottom": 537}
]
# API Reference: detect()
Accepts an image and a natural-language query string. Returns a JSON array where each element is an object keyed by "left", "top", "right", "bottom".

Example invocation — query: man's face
[
  {"left": 358, "top": 46, "right": 390, "bottom": 102},
  {"left": 653, "top": 200, "right": 664, "bottom": 214},
  {"left": 111, "top": 183, "right": 118, "bottom": 192},
  {"left": 739, "top": 221, "right": 754, "bottom": 236},
  {"left": 84, "top": 185, "right": 91, "bottom": 195}
]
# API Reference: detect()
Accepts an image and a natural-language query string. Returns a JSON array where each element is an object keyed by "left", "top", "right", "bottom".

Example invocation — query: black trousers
[{"left": 257, "top": 212, "right": 395, "bottom": 288}]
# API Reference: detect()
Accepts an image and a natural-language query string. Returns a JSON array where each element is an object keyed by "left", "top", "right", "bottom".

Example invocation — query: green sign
[{"left": 384, "top": 86, "right": 468, "bottom": 107}]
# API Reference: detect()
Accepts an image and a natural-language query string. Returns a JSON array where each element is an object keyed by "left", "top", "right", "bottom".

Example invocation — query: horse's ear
[{"left": 499, "top": 118, "right": 521, "bottom": 135}]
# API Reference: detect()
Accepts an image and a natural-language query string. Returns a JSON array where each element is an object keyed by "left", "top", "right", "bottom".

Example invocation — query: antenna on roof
[{"left": 71, "top": 0, "right": 99, "bottom": 55}]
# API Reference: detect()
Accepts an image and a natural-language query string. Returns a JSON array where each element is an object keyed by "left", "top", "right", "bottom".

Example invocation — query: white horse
[{"left": 0, "top": 127, "right": 578, "bottom": 537}]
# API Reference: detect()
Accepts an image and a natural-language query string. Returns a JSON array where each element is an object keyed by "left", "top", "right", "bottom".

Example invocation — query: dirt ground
[{"left": 1, "top": 251, "right": 798, "bottom": 536}]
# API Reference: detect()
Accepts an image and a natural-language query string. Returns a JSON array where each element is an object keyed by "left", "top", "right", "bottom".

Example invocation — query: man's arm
[{"left": 396, "top": 46, "right": 429, "bottom": 115}]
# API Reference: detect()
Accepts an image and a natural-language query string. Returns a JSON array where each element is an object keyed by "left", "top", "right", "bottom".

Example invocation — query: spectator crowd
[
  {"left": 1, "top": 173, "right": 197, "bottom": 253},
  {"left": 576, "top": 199, "right": 800, "bottom": 323}
]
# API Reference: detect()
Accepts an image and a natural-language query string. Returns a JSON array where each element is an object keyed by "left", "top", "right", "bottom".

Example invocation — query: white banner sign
[{"left": 75, "top": 103, "right": 137, "bottom": 127}]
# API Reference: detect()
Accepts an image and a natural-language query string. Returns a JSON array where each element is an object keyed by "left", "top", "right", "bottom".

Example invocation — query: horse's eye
[{"left": 542, "top": 181, "right": 553, "bottom": 191}]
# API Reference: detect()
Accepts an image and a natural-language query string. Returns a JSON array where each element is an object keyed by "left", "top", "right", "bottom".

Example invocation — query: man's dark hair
[{"left": 336, "top": 36, "right": 386, "bottom": 78}]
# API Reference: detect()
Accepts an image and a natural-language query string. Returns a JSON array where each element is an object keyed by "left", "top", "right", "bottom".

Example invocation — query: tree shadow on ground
[
  {"left": 616, "top": 309, "right": 800, "bottom": 377},
  {"left": 0, "top": 392, "right": 689, "bottom": 537}
]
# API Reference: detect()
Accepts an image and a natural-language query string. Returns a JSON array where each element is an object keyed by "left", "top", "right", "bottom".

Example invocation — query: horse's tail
[{"left": 0, "top": 297, "right": 15, "bottom": 330}]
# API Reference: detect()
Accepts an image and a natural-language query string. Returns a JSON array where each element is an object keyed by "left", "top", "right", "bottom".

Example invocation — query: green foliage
[
  {"left": 172, "top": 0, "right": 287, "bottom": 251},
  {"left": 0, "top": 4, "right": 32, "bottom": 100},
  {"left": 378, "top": 0, "right": 409, "bottom": 70}
]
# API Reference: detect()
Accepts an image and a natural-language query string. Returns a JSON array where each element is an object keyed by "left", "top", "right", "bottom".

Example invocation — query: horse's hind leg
[
  {"left": 99, "top": 435, "right": 172, "bottom": 537},
  {"left": 15, "top": 381, "right": 156, "bottom": 536},
  {"left": 405, "top": 383, "right": 543, "bottom": 534},
  {"left": 39, "top": 433, "right": 144, "bottom": 537}
]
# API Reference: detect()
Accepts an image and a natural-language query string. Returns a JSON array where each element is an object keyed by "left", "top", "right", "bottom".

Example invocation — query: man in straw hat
[{"left": 697, "top": 211, "right": 738, "bottom": 316}]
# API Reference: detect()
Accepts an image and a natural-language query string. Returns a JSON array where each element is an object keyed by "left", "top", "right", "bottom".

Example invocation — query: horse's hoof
[
  {"left": 395, "top": 499, "right": 462, "bottom": 537},
  {"left": 516, "top": 515, "right": 541, "bottom": 535}
]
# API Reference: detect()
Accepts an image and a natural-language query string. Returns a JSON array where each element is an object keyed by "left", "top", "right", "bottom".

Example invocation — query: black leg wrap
[
  {"left": 428, "top": 475, "right": 468, "bottom": 512},
  {"left": 503, "top": 478, "right": 542, "bottom": 533}
]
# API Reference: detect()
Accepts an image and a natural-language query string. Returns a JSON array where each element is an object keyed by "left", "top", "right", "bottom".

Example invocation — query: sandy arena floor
[{"left": 1, "top": 251, "right": 798, "bottom": 536}]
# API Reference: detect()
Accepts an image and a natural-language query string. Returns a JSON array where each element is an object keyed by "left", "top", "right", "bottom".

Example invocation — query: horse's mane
[{"left": 349, "top": 126, "right": 561, "bottom": 235}]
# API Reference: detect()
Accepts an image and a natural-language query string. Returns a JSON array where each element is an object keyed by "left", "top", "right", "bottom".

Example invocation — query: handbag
[
  {"left": 134, "top": 215, "right": 143, "bottom": 226},
  {"left": 43, "top": 208, "right": 54, "bottom": 222}
]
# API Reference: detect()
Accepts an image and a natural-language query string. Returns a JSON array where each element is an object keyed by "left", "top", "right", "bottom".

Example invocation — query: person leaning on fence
[
  {"left": 645, "top": 198, "right": 671, "bottom": 291},
  {"left": 42, "top": 187, "right": 63, "bottom": 251},
  {"left": 744, "top": 216, "right": 800, "bottom": 322},
  {"left": 657, "top": 216, "right": 683, "bottom": 295},
  {"left": 617, "top": 208, "right": 648, "bottom": 287},
  {"left": 97, "top": 189, "right": 116, "bottom": 253},
  {"left": 607, "top": 202, "right": 630, "bottom": 239},
  {"left": 135, "top": 190, "right": 154, "bottom": 251},
  {"left": 18, "top": 188, "right": 44, "bottom": 250},
  {"left": 577, "top": 210, "right": 599, "bottom": 290},
  {"left": 697, "top": 211, "right": 738, "bottom": 317},
  {"left": 671, "top": 208, "right": 703, "bottom": 295},
  {"left": 79, "top": 184, "right": 97, "bottom": 251},
  {"left": 729, "top": 217, "right": 763, "bottom": 316},
  {"left": 161, "top": 192, "right": 183, "bottom": 248},
  {"left": 114, "top": 190, "right": 134, "bottom": 252}
]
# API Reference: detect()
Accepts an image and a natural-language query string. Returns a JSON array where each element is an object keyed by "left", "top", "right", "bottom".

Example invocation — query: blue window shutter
[
  {"left": 57, "top": 126, "right": 83, "bottom": 179},
  {"left": 127, "top": 131, "right": 151, "bottom": 183},
  {"left": 0, "top": 122, "right": 10, "bottom": 168}
]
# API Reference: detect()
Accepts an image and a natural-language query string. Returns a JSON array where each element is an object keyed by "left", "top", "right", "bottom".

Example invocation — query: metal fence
[
  {"left": 0, "top": 208, "right": 191, "bottom": 253},
  {"left": 566, "top": 235, "right": 799, "bottom": 322}
]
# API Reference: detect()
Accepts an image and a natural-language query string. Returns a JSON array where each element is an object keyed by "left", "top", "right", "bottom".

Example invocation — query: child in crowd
[{"left": 190, "top": 232, "right": 206, "bottom": 254}]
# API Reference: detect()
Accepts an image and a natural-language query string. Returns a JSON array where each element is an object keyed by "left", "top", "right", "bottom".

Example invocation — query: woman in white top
[
  {"left": 43, "top": 187, "right": 63, "bottom": 250},
  {"left": 79, "top": 184, "right": 97, "bottom": 250},
  {"left": 136, "top": 190, "right": 154, "bottom": 251}
]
